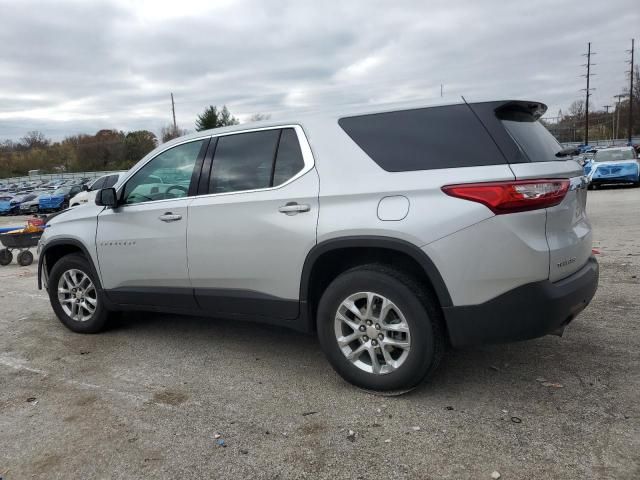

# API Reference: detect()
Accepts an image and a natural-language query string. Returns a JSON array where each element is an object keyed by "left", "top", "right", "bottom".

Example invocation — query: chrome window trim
[
  {"left": 115, "top": 125, "right": 314, "bottom": 208},
  {"left": 196, "top": 124, "right": 315, "bottom": 200}
]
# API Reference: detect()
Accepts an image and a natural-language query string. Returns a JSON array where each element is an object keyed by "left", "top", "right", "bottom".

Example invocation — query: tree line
[
  {"left": 0, "top": 105, "right": 269, "bottom": 179},
  {"left": 544, "top": 66, "right": 640, "bottom": 144}
]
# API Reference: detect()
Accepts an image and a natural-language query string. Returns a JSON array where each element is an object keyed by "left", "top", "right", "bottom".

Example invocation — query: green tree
[
  {"left": 195, "top": 105, "right": 239, "bottom": 131},
  {"left": 124, "top": 130, "right": 157, "bottom": 166}
]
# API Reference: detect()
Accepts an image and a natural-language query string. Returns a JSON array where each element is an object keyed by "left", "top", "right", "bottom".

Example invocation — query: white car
[{"left": 70, "top": 173, "right": 125, "bottom": 207}]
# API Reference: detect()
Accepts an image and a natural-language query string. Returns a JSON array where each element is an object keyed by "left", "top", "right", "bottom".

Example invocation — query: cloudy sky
[{"left": 1, "top": 0, "right": 638, "bottom": 141}]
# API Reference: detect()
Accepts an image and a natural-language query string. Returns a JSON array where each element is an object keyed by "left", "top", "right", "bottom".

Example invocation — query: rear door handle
[
  {"left": 278, "top": 202, "right": 310, "bottom": 215},
  {"left": 159, "top": 212, "right": 182, "bottom": 222}
]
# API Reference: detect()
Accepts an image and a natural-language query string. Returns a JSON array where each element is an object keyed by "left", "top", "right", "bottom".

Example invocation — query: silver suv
[{"left": 38, "top": 99, "right": 599, "bottom": 391}]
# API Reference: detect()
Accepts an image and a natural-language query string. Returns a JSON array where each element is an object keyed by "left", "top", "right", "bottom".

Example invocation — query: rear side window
[
  {"left": 209, "top": 128, "right": 306, "bottom": 194},
  {"left": 498, "top": 108, "right": 563, "bottom": 162},
  {"left": 338, "top": 105, "right": 505, "bottom": 172}
]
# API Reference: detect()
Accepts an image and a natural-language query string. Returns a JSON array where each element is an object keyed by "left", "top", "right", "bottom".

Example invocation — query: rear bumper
[{"left": 443, "top": 256, "right": 599, "bottom": 347}]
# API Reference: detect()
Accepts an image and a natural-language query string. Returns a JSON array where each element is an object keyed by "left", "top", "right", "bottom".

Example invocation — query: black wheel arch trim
[
  {"left": 299, "top": 236, "right": 452, "bottom": 308},
  {"left": 38, "top": 238, "right": 103, "bottom": 291}
]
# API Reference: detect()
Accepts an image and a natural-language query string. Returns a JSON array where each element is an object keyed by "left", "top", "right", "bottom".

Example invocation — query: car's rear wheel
[
  {"left": 48, "top": 253, "right": 110, "bottom": 333},
  {"left": 317, "top": 265, "right": 445, "bottom": 392}
]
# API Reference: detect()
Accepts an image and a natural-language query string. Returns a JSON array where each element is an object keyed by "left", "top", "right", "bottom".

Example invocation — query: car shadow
[{"left": 106, "top": 311, "right": 580, "bottom": 397}]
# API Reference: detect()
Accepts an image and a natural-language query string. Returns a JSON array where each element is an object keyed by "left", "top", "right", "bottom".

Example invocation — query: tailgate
[{"left": 510, "top": 161, "right": 592, "bottom": 281}]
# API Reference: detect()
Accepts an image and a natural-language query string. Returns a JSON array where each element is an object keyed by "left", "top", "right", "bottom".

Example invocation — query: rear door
[
  {"left": 476, "top": 102, "right": 591, "bottom": 281},
  {"left": 187, "top": 126, "right": 319, "bottom": 319}
]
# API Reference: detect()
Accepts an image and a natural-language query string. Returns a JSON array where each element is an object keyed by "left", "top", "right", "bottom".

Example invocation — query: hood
[{"left": 46, "top": 203, "right": 104, "bottom": 226}]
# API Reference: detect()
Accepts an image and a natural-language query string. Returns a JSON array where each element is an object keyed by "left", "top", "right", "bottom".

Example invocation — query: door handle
[
  {"left": 159, "top": 212, "right": 182, "bottom": 222},
  {"left": 278, "top": 202, "right": 310, "bottom": 215}
]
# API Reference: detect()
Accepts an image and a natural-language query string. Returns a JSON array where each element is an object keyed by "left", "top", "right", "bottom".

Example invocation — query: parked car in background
[
  {"left": 70, "top": 173, "right": 125, "bottom": 207},
  {"left": 10, "top": 192, "right": 40, "bottom": 214},
  {"left": 20, "top": 192, "right": 46, "bottom": 214},
  {"left": 38, "top": 185, "right": 82, "bottom": 212},
  {"left": 585, "top": 146, "right": 640, "bottom": 189},
  {"left": 39, "top": 99, "right": 598, "bottom": 392},
  {"left": 0, "top": 195, "right": 13, "bottom": 215}
]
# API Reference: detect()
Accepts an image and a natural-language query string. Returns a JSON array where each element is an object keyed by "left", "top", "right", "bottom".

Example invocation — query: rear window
[
  {"left": 338, "top": 105, "right": 505, "bottom": 172},
  {"left": 498, "top": 108, "right": 563, "bottom": 162},
  {"left": 594, "top": 149, "right": 636, "bottom": 162}
]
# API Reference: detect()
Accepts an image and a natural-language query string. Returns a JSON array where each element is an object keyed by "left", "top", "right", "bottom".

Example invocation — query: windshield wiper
[{"left": 555, "top": 147, "right": 580, "bottom": 158}]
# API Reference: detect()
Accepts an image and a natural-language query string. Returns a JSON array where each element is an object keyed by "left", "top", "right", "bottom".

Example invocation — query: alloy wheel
[
  {"left": 57, "top": 269, "right": 98, "bottom": 322},
  {"left": 334, "top": 292, "right": 411, "bottom": 375}
]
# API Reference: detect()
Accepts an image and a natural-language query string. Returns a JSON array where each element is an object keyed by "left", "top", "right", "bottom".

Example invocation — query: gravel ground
[{"left": 0, "top": 187, "right": 639, "bottom": 480}]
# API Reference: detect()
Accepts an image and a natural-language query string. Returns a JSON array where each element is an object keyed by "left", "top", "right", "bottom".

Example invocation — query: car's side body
[{"left": 39, "top": 98, "right": 598, "bottom": 353}]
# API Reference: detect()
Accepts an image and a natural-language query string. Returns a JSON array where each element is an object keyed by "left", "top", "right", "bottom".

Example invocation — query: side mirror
[
  {"left": 95, "top": 188, "right": 118, "bottom": 208},
  {"left": 82, "top": 184, "right": 89, "bottom": 192}
]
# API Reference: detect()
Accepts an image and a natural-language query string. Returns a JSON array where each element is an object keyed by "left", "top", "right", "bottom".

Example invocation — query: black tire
[
  {"left": 0, "top": 249, "right": 12, "bottom": 266},
  {"left": 61, "top": 202, "right": 69, "bottom": 211},
  {"left": 17, "top": 250, "right": 34, "bottom": 266},
  {"left": 316, "top": 265, "right": 445, "bottom": 392},
  {"left": 47, "top": 253, "right": 110, "bottom": 333}
]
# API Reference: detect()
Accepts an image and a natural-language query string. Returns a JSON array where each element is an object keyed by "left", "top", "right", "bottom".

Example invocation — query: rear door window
[
  {"left": 273, "top": 128, "right": 305, "bottom": 186},
  {"left": 338, "top": 105, "right": 506, "bottom": 172}
]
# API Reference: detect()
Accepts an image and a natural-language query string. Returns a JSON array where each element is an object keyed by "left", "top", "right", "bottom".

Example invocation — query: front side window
[
  {"left": 123, "top": 139, "right": 205, "bottom": 205},
  {"left": 209, "top": 128, "right": 306, "bottom": 194}
]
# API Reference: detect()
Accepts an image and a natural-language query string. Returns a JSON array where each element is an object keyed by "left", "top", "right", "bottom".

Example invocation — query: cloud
[{"left": 0, "top": 0, "right": 638, "bottom": 140}]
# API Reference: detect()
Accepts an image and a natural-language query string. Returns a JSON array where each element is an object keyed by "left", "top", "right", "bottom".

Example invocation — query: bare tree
[
  {"left": 248, "top": 113, "right": 271, "bottom": 122},
  {"left": 568, "top": 100, "right": 585, "bottom": 118},
  {"left": 160, "top": 124, "right": 188, "bottom": 143},
  {"left": 20, "top": 131, "right": 50, "bottom": 149}
]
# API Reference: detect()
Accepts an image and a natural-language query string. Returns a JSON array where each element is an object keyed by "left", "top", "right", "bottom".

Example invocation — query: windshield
[
  {"left": 594, "top": 149, "right": 636, "bottom": 162},
  {"left": 53, "top": 187, "right": 70, "bottom": 195}
]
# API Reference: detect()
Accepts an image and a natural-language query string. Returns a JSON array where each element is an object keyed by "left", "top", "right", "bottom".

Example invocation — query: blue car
[
  {"left": 38, "top": 185, "right": 82, "bottom": 212},
  {"left": 0, "top": 195, "right": 13, "bottom": 215},
  {"left": 585, "top": 147, "right": 640, "bottom": 189}
]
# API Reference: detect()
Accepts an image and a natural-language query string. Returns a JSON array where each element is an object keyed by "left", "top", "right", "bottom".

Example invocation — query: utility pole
[
  {"left": 627, "top": 39, "right": 635, "bottom": 144},
  {"left": 604, "top": 105, "right": 613, "bottom": 142},
  {"left": 581, "top": 42, "right": 596, "bottom": 146},
  {"left": 440, "top": 84, "right": 443, "bottom": 98},
  {"left": 614, "top": 93, "right": 627, "bottom": 141},
  {"left": 170, "top": 93, "right": 177, "bottom": 130}
]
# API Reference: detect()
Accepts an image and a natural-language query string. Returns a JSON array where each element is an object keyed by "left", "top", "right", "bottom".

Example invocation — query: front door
[{"left": 96, "top": 138, "right": 208, "bottom": 308}]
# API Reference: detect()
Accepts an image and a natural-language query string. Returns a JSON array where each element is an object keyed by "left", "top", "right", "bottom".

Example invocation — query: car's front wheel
[
  {"left": 48, "top": 253, "right": 110, "bottom": 333},
  {"left": 317, "top": 265, "right": 445, "bottom": 392}
]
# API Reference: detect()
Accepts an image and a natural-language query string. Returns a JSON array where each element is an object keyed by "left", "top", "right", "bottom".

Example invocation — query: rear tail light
[{"left": 442, "top": 179, "right": 570, "bottom": 214}]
